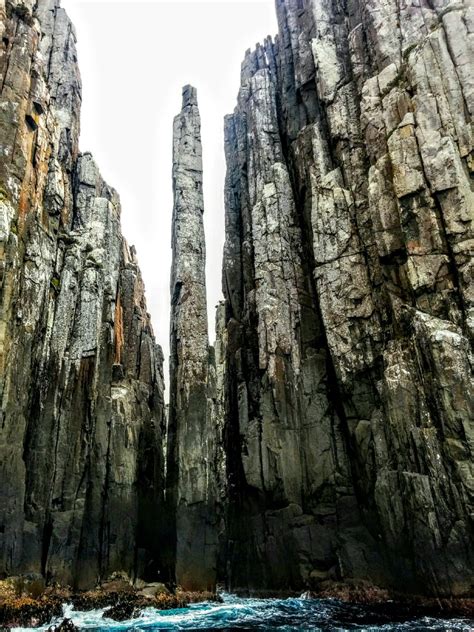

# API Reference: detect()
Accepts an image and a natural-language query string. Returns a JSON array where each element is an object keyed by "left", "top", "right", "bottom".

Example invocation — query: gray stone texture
[
  {"left": 167, "top": 86, "right": 219, "bottom": 591},
  {"left": 0, "top": 0, "right": 165, "bottom": 588},
  {"left": 221, "top": 0, "right": 473, "bottom": 597},
  {"left": 1, "top": 0, "right": 473, "bottom": 600}
]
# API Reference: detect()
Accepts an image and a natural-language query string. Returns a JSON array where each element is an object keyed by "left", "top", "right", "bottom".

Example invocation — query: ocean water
[{"left": 16, "top": 594, "right": 473, "bottom": 631}]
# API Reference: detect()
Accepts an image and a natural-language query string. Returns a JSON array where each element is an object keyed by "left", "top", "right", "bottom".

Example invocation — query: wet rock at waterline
[{"left": 3, "top": 591, "right": 473, "bottom": 631}]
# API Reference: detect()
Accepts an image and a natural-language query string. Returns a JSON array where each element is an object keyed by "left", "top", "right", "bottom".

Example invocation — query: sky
[{"left": 60, "top": 0, "right": 278, "bottom": 391}]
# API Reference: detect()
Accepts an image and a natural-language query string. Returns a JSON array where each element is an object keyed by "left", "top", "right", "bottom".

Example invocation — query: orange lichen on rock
[{"left": 114, "top": 292, "right": 124, "bottom": 365}]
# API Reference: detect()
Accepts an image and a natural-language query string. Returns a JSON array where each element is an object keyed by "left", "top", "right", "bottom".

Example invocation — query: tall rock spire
[{"left": 167, "top": 85, "right": 217, "bottom": 591}]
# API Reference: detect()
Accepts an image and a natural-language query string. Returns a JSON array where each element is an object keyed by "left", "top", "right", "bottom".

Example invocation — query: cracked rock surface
[
  {"left": 220, "top": 0, "right": 473, "bottom": 596},
  {"left": 0, "top": 0, "right": 165, "bottom": 588},
  {"left": 0, "top": 0, "right": 472, "bottom": 600},
  {"left": 167, "top": 85, "right": 220, "bottom": 592}
]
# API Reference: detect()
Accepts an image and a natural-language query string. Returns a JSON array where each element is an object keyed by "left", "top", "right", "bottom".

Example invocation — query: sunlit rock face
[
  {"left": 221, "top": 0, "right": 473, "bottom": 596},
  {"left": 0, "top": 0, "right": 165, "bottom": 588},
  {"left": 167, "top": 85, "right": 221, "bottom": 591}
]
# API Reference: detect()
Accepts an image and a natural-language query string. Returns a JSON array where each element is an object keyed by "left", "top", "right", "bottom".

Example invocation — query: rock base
[{"left": 0, "top": 578, "right": 221, "bottom": 628}]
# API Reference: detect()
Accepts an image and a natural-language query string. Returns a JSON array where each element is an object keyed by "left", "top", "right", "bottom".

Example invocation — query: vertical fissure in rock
[{"left": 40, "top": 519, "right": 53, "bottom": 579}]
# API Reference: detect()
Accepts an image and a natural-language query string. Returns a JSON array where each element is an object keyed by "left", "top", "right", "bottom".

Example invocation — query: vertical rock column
[{"left": 167, "top": 85, "right": 217, "bottom": 591}]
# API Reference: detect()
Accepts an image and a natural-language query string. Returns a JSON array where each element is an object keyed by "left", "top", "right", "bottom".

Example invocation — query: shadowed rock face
[
  {"left": 167, "top": 86, "right": 219, "bottom": 591},
  {"left": 0, "top": 0, "right": 165, "bottom": 588},
  {"left": 1, "top": 0, "right": 472, "bottom": 600},
  {"left": 221, "top": 0, "right": 473, "bottom": 597}
]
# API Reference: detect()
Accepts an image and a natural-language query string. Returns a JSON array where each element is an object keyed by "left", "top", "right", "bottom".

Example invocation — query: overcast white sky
[{"left": 60, "top": 0, "right": 277, "bottom": 390}]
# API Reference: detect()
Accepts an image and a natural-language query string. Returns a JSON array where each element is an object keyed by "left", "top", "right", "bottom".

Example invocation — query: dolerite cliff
[
  {"left": 221, "top": 0, "right": 473, "bottom": 597},
  {"left": 0, "top": 0, "right": 165, "bottom": 588},
  {"left": 1, "top": 0, "right": 473, "bottom": 603},
  {"left": 167, "top": 86, "right": 219, "bottom": 591}
]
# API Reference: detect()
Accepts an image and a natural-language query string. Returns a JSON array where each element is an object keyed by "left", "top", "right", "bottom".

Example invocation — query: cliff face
[
  {"left": 221, "top": 0, "right": 473, "bottom": 597},
  {"left": 0, "top": 0, "right": 165, "bottom": 588},
  {"left": 1, "top": 0, "right": 472, "bottom": 601},
  {"left": 167, "top": 86, "right": 219, "bottom": 591}
]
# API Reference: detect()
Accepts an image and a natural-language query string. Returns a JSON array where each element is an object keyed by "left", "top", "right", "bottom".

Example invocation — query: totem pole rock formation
[{"left": 167, "top": 85, "right": 219, "bottom": 591}]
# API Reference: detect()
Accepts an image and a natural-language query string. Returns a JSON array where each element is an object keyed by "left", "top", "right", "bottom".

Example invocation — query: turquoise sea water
[{"left": 15, "top": 594, "right": 473, "bottom": 631}]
